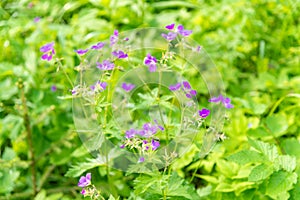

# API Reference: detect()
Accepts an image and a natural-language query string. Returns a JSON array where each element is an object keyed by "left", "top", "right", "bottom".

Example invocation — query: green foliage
[{"left": 0, "top": 0, "right": 299, "bottom": 199}]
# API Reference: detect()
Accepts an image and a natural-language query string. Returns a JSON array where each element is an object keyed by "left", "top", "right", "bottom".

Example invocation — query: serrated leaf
[
  {"left": 248, "top": 138, "right": 278, "bottom": 161},
  {"left": 266, "top": 171, "right": 298, "bottom": 199},
  {"left": 248, "top": 163, "right": 273, "bottom": 182},
  {"left": 65, "top": 158, "right": 105, "bottom": 177},
  {"left": 274, "top": 155, "right": 296, "bottom": 172},
  {"left": 227, "top": 150, "right": 264, "bottom": 165}
]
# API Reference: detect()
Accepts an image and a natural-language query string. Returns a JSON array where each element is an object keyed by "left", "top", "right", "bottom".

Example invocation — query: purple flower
[
  {"left": 186, "top": 90, "right": 197, "bottom": 98},
  {"left": 78, "top": 173, "right": 91, "bottom": 187},
  {"left": 122, "top": 82, "right": 135, "bottom": 92},
  {"left": 209, "top": 95, "right": 234, "bottom": 109},
  {"left": 125, "top": 128, "right": 137, "bottom": 139},
  {"left": 74, "top": 49, "right": 89, "bottom": 56},
  {"left": 169, "top": 82, "right": 181, "bottom": 91},
  {"left": 161, "top": 32, "right": 177, "bottom": 41},
  {"left": 165, "top": 23, "right": 175, "bottom": 30},
  {"left": 139, "top": 123, "right": 158, "bottom": 137},
  {"left": 91, "top": 42, "right": 105, "bottom": 50},
  {"left": 177, "top": 25, "right": 192, "bottom": 37},
  {"left": 120, "top": 144, "right": 125, "bottom": 149},
  {"left": 182, "top": 81, "right": 191, "bottom": 89},
  {"left": 96, "top": 59, "right": 115, "bottom": 70},
  {"left": 198, "top": 108, "right": 210, "bottom": 118},
  {"left": 51, "top": 85, "right": 57, "bottom": 92},
  {"left": 138, "top": 157, "right": 145, "bottom": 163},
  {"left": 144, "top": 54, "right": 157, "bottom": 72},
  {"left": 110, "top": 30, "right": 119, "bottom": 46},
  {"left": 112, "top": 50, "right": 128, "bottom": 59},
  {"left": 151, "top": 139, "right": 160, "bottom": 150},
  {"left": 81, "top": 189, "right": 86, "bottom": 195},
  {"left": 40, "top": 42, "right": 55, "bottom": 61},
  {"left": 154, "top": 119, "right": 164, "bottom": 131},
  {"left": 90, "top": 81, "right": 107, "bottom": 92},
  {"left": 34, "top": 17, "right": 40, "bottom": 23}
]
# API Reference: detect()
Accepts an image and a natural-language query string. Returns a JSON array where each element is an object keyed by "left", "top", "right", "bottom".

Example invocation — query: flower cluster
[
  {"left": 162, "top": 23, "right": 193, "bottom": 41},
  {"left": 169, "top": 81, "right": 197, "bottom": 99},
  {"left": 120, "top": 121, "right": 164, "bottom": 162},
  {"left": 71, "top": 80, "right": 107, "bottom": 96},
  {"left": 78, "top": 173, "right": 103, "bottom": 199}
]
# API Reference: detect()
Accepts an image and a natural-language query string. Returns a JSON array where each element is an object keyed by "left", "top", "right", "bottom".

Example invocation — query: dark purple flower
[
  {"left": 169, "top": 82, "right": 181, "bottom": 91},
  {"left": 122, "top": 82, "right": 135, "bottom": 92},
  {"left": 112, "top": 50, "right": 128, "bottom": 59},
  {"left": 196, "top": 45, "right": 201, "bottom": 52},
  {"left": 81, "top": 189, "right": 86, "bottom": 195},
  {"left": 177, "top": 25, "right": 192, "bottom": 37},
  {"left": 124, "top": 37, "right": 129, "bottom": 41},
  {"left": 182, "top": 81, "right": 191, "bottom": 89},
  {"left": 40, "top": 42, "right": 55, "bottom": 61},
  {"left": 51, "top": 85, "right": 57, "bottom": 92},
  {"left": 151, "top": 139, "right": 160, "bottom": 150},
  {"left": 161, "top": 32, "right": 177, "bottom": 41},
  {"left": 96, "top": 59, "right": 115, "bottom": 70},
  {"left": 78, "top": 173, "right": 91, "bottom": 187},
  {"left": 34, "top": 17, "right": 40, "bottom": 23},
  {"left": 186, "top": 90, "right": 197, "bottom": 98},
  {"left": 74, "top": 49, "right": 89, "bottom": 56},
  {"left": 198, "top": 108, "right": 210, "bottom": 118},
  {"left": 125, "top": 129, "right": 136, "bottom": 139},
  {"left": 110, "top": 30, "right": 119, "bottom": 46},
  {"left": 165, "top": 23, "right": 175, "bottom": 30},
  {"left": 91, "top": 42, "right": 105, "bottom": 50},
  {"left": 138, "top": 157, "right": 145, "bottom": 162},
  {"left": 144, "top": 54, "right": 157, "bottom": 72},
  {"left": 120, "top": 144, "right": 125, "bottom": 149}
]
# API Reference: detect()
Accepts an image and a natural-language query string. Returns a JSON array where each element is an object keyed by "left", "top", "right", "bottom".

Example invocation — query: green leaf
[
  {"left": 248, "top": 163, "right": 273, "bottom": 182},
  {"left": 65, "top": 158, "right": 105, "bottom": 177},
  {"left": 0, "top": 168, "right": 20, "bottom": 194},
  {"left": 227, "top": 150, "right": 264, "bottom": 165},
  {"left": 265, "top": 114, "right": 288, "bottom": 137},
  {"left": 274, "top": 155, "right": 296, "bottom": 172},
  {"left": 248, "top": 138, "right": 278, "bottom": 161},
  {"left": 281, "top": 138, "right": 300, "bottom": 159},
  {"left": 266, "top": 171, "right": 298, "bottom": 199}
]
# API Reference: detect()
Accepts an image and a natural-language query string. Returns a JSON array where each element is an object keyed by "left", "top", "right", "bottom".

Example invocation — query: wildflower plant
[
  {"left": 68, "top": 25, "right": 232, "bottom": 173},
  {"left": 43, "top": 24, "right": 233, "bottom": 198}
]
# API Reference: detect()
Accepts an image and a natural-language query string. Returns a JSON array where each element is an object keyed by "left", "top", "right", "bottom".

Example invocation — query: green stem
[{"left": 18, "top": 79, "right": 37, "bottom": 196}]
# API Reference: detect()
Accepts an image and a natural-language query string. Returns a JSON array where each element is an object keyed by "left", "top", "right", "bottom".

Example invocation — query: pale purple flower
[
  {"left": 138, "top": 157, "right": 145, "bottom": 163},
  {"left": 209, "top": 95, "right": 234, "bottom": 109},
  {"left": 151, "top": 139, "right": 160, "bottom": 150},
  {"left": 74, "top": 49, "right": 89, "bottom": 56},
  {"left": 112, "top": 50, "right": 128, "bottom": 59},
  {"left": 161, "top": 32, "right": 177, "bottom": 41},
  {"left": 125, "top": 129, "right": 137, "bottom": 139},
  {"left": 40, "top": 42, "right": 55, "bottom": 61},
  {"left": 34, "top": 17, "right": 40, "bottom": 23},
  {"left": 78, "top": 173, "right": 91, "bottom": 187},
  {"left": 169, "top": 82, "right": 181, "bottom": 91},
  {"left": 110, "top": 30, "right": 119, "bottom": 46},
  {"left": 144, "top": 54, "right": 157, "bottom": 72},
  {"left": 91, "top": 42, "right": 105, "bottom": 50},
  {"left": 139, "top": 123, "right": 158, "bottom": 137},
  {"left": 186, "top": 90, "right": 197, "bottom": 98},
  {"left": 198, "top": 108, "right": 210, "bottom": 118},
  {"left": 165, "top": 23, "right": 175, "bottom": 30},
  {"left": 90, "top": 81, "right": 107, "bottom": 92},
  {"left": 51, "top": 85, "right": 57, "bottom": 92},
  {"left": 122, "top": 82, "right": 135, "bottom": 92},
  {"left": 177, "top": 25, "right": 192, "bottom": 37},
  {"left": 96, "top": 59, "right": 115, "bottom": 70}
]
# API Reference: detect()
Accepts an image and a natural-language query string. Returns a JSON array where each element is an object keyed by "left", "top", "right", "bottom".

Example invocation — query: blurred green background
[{"left": 0, "top": 0, "right": 299, "bottom": 199}]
